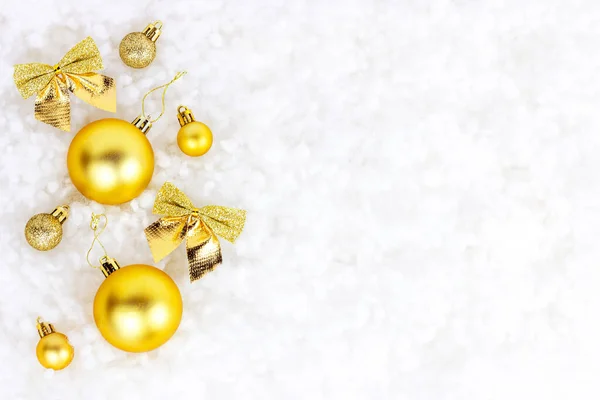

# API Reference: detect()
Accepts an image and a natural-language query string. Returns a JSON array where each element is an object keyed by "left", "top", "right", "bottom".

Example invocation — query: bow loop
[
  {"left": 199, "top": 205, "right": 246, "bottom": 243},
  {"left": 13, "top": 37, "right": 115, "bottom": 131},
  {"left": 152, "top": 181, "right": 196, "bottom": 217},
  {"left": 14, "top": 63, "right": 55, "bottom": 99},
  {"left": 144, "top": 182, "right": 246, "bottom": 282},
  {"left": 56, "top": 36, "right": 103, "bottom": 74}
]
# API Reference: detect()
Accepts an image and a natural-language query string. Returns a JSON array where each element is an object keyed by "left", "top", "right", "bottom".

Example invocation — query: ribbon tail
[
  {"left": 34, "top": 77, "right": 71, "bottom": 131},
  {"left": 144, "top": 217, "right": 188, "bottom": 263},
  {"left": 66, "top": 72, "right": 116, "bottom": 112},
  {"left": 186, "top": 221, "right": 222, "bottom": 282}
]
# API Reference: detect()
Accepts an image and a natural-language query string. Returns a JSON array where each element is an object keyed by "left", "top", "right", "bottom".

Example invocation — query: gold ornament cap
[
  {"left": 131, "top": 115, "right": 153, "bottom": 134},
  {"left": 36, "top": 317, "right": 56, "bottom": 338},
  {"left": 86, "top": 214, "right": 122, "bottom": 277},
  {"left": 142, "top": 21, "right": 162, "bottom": 42},
  {"left": 177, "top": 105, "right": 196, "bottom": 126},
  {"left": 51, "top": 205, "right": 70, "bottom": 224},
  {"left": 99, "top": 256, "right": 121, "bottom": 278}
]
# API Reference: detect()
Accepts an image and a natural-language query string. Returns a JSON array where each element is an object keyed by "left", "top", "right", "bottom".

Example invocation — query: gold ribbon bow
[
  {"left": 13, "top": 37, "right": 116, "bottom": 131},
  {"left": 145, "top": 182, "right": 246, "bottom": 282}
]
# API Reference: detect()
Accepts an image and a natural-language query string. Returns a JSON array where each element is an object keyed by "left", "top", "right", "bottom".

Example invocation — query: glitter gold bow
[
  {"left": 13, "top": 37, "right": 116, "bottom": 132},
  {"left": 145, "top": 182, "right": 246, "bottom": 282}
]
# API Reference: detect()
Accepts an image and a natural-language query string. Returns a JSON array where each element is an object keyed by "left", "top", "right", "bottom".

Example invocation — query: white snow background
[{"left": 0, "top": 0, "right": 598, "bottom": 399}]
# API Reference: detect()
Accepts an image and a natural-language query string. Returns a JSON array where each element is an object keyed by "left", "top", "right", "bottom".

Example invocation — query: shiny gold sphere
[
  {"left": 25, "top": 213, "right": 62, "bottom": 251},
  {"left": 36, "top": 332, "right": 74, "bottom": 370},
  {"left": 93, "top": 264, "right": 183, "bottom": 353},
  {"left": 177, "top": 121, "right": 213, "bottom": 157},
  {"left": 67, "top": 118, "right": 154, "bottom": 205},
  {"left": 119, "top": 32, "right": 156, "bottom": 68}
]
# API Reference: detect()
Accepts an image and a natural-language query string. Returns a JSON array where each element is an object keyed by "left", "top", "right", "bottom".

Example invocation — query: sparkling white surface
[{"left": 0, "top": 0, "right": 598, "bottom": 399}]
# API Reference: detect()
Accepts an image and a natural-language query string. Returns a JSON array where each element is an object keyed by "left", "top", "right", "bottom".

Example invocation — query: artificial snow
[{"left": 0, "top": 0, "right": 598, "bottom": 399}]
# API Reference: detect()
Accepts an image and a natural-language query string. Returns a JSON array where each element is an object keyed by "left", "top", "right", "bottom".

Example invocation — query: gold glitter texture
[
  {"left": 25, "top": 214, "right": 63, "bottom": 251},
  {"left": 119, "top": 32, "right": 156, "bottom": 69},
  {"left": 13, "top": 37, "right": 116, "bottom": 131},
  {"left": 144, "top": 182, "right": 246, "bottom": 282}
]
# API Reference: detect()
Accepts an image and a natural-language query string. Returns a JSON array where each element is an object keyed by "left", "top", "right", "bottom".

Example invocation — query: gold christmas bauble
[
  {"left": 36, "top": 333, "right": 74, "bottom": 370},
  {"left": 25, "top": 206, "right": 69, "bottom": 251},
  {"left": 119, "top": 21, "right": 162, "bottom": 69},
  {"left": 119, "top": 32, "right": 156, "bottom": 69},
  {"left": 177, "top": 122, "right": 213, "bottom": 157},
  {"left": 36, "top": 319, "right": 74, "bottom": 371},
  {"left": 176, "top": 105, "right": 213, "bottom": 157},
  {"left": 93, "top": 261, "right": 183, "bottom": 353},
  {"left": 67, "top": 118, "right": 154, "bottom": 205}
]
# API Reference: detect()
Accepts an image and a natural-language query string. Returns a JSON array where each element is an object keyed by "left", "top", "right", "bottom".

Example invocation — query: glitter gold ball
[
  {"left": 25, "top": 213, "right": 63, "bottom": 251},
  {"left": 119, "top": 32, "right": 156, "bottom": 69}
]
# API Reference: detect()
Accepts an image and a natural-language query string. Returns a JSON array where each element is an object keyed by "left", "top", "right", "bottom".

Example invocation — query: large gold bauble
[
  {"left": 36, "top": 332, "right": 74, "bottom": 370},
  {"left": 93, "top": 264, "right": 183, "bottom": 353},
  {"left": 67, "top": 118, "right": 154, "bottom": 205},
  {"left": 177, "top": 121, "right": 213, "bottom": 157}
]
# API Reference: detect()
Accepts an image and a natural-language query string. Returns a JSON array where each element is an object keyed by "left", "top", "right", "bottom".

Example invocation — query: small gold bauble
[
  {"left": 176, "top": 106, "right": 213, "bottom": 157},
  {"left": 178, "top": 122, "right": 213, "bottom": 157},
  {"left": 67, "top": 118, "right": 154, "bottom": 205},
  {"left": 93, "top": 260, "right": 183, "bottom": 353},
  {"left": 119, "top": 21, "right": 162, "bottom": 69},
  {"left": 25, "top": 206, "right": 69, "bottom": 251},
  {"left": 36, "top": 319, "right": 74, "bottom": 371}
]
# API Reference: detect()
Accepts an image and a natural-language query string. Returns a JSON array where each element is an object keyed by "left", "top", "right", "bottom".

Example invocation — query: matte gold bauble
[
  {"left": 67, "top": 118, "right": 154, "bottom": 205},
  {"left": 25, "top": 206, "right": 69, "bottom": 251},
  {"left": 93, "top": 257, "right": 183, "bottom": 353},
  {"left": 67, "top": 72, "right": 186, "bottom": 205},
  {"left": 119, "top": 21, "right": 162, "bottom": 69},
  {"left": 176, "top": 105, "right": 213, "bottom": 157},
  {"left": 35, "top": 318, "right": 74, "bottom": 371}
]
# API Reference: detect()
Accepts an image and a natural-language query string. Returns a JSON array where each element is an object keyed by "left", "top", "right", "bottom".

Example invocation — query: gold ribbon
[
  {"left": 145, "top": 182, "right": 246, "bottom": 282},
  {"left": 13, "top": 37, "right": 116, "bottom": 132}
]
